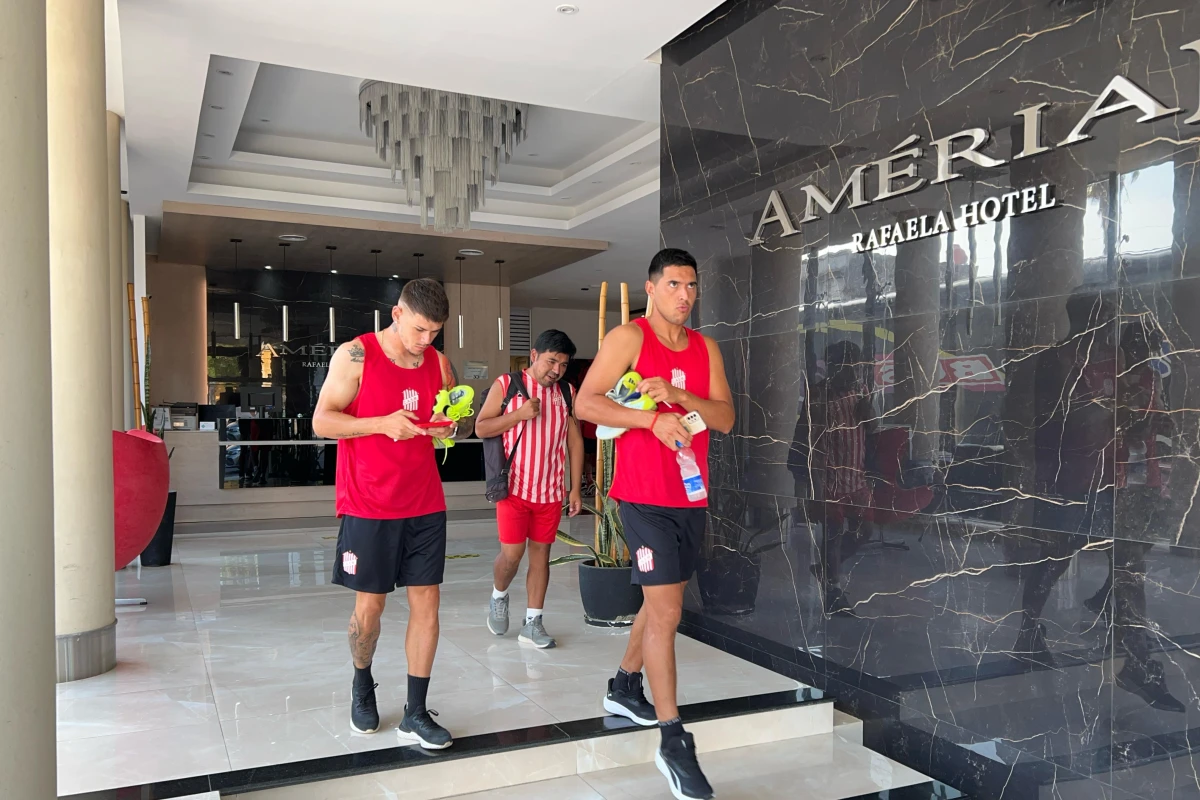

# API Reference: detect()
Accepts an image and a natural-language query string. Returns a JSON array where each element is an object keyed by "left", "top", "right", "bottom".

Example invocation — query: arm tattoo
[
  {"left": 349, "top": 342, "right": 365, "bottom": 363},
  {"left": 348, "top": 611, "right": 381, "bottom": 669}
]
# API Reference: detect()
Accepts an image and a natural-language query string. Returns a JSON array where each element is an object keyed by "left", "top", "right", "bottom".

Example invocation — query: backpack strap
[
  {"left": 500, "top": 372, "right": 531, "bottom": 467},
  {"left": 559, "top": 381, "right": 574, "bottom": 418}
]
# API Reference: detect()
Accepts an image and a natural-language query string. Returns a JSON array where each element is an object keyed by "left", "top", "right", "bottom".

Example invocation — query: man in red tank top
[
  {"left": 576, "top": 249, "right": 734, "bottom": 800},
  {"left": 313, "top": 278, "right": 468, "bottom": 749}
]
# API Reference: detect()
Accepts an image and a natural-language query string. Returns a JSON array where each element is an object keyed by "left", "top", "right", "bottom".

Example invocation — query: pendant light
[
  {"left": 494, "top": 259, "right": 505, "bottom": 351},
  {"left": 455, "top": 255, "right": 466, "bottom": 349},
  {"left": 326, "top": 245, "right": 337, "bottom": 343},
  {"left": 413, "top": 252, "right": 423, "bottom": 280},
  {"left": 372, "top": 249, "right": 382, "bottom": 333},
  {"left": 231, "top": 238, "right": 242, "bottom": 340},
  {"left": 279, "top": 243, "right": 290, "bottom": 341}
]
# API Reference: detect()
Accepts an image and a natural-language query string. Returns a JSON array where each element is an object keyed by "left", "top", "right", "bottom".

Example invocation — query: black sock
[
  {"left": 614, "top": 667, "right": 635, "bottom": 693},
  {"left": 354, "top": 664, "right": 373, "bottom": 689},
  {"left": 659, "top": 717, "right": 684, "bottom": 745},
  {"left": 407, "top": 674, "right": 431, "bottom": 714}
]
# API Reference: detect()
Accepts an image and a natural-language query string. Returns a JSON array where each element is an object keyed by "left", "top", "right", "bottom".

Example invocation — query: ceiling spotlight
[
  {"left": 629, "top": 161, "right": 640, "bottom": 165},
  {"left": 330, "top": 269, "right": 338, "bottom": 274},
  {"left": 458, "top": 248, "right": 485, "bottom": 257},
  {"left": 581, "top": 287, "right": 590, "bottom": 291},
  {"left": 562, "top": 195, "right": 572, "bottom": 200},
  {"left": 556, "top": 4, "right": 579, "bottom": 14},
  {"left": 392, "top": 274, "right": 399, "bottom": 279},
  {"left": 528, "top": 153, "right": 539, "bottom": 157},
  {"left": 278, "top": 234, "right": 307, "bottom": 242},
  {"left": 202, "top": 132, "right": 215, "bottom": 138},
  {"left": 591, "top": 180, "right": 603, "bottom": 184},
  {"left": 264, "top": 265, "right": 272, "bottom": 270},
  {"left": 210, "top": 104, "right": 224, "bottom": 110},
  {"left": 217, "top": 69, "right": 233, "bottom": 76},
  {"left": 197, "top": 155, "right": 211, "bottom": 160},
  {"left": 260, "top": 118, "right": 270, "bottom": 123}
]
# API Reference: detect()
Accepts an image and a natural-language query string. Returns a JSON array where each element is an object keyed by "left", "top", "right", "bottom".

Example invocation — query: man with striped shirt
[{"left": 476, "top": 330, "right": 584, "bottom": 648}]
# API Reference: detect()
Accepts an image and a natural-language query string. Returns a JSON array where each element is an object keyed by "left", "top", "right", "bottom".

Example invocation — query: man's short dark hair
[
  {"left": 400, "top": 278, "right": 450, "bottom": 324},
  {"left": 649, "top": 248, "right": 698, "bottom": 282},
  {"left": 532, "top": 329, "right": 576, "bottom": 359}
]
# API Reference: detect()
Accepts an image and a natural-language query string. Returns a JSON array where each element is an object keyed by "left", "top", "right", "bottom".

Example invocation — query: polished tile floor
[{"left": 57, "top": 517, "right": 803, "bottom": 796}]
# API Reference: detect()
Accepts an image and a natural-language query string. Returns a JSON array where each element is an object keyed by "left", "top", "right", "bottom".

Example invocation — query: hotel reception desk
[{"left": 165, "top": 421, "right": 488, "bottom": 525}]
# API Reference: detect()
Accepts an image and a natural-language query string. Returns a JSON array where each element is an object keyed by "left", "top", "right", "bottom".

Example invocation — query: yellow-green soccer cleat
[
  {"left": 596, "top": 371, "right": 657, "bottom": 440},
  {"left": 432, "top": 385, "right": 476, "bottom": 451}
]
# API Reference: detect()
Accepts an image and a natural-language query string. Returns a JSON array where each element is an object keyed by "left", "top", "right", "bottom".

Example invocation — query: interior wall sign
[{"left": 751, "top": 38, "right": 1200, "bottom": 247}]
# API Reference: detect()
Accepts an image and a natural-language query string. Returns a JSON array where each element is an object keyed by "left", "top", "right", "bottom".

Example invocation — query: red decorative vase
[{"left": 112, "top": 430, "right": 170, "bottom": 569}]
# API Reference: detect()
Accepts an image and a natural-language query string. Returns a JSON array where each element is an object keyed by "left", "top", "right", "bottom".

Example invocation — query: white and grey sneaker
[
  {"left": 518, "top": 615, "right": 557, "bottom": 649},
  {"left": 487, "top": 594, "right": 509, "bottom": 636}
]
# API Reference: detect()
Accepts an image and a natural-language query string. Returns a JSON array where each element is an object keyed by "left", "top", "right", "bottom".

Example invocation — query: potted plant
[
  {"left": 139, "top": 407, "right": 177, "bottom": 567},
  {"left": 551, "top": 439, "right": 643, "bottom": 627},
  {"left": 695, "top": 492, "right": 783, "bottom": 616}
]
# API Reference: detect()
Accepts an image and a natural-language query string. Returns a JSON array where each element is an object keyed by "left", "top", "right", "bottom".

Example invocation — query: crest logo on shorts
[
  {"left": 671, "top": 369, "right": 686, "bottom": 391},
  {"left": 636, "top": 546, "right": 655, "bottom": 573},
  {"left": 343, "top": 551, "right": 358, "bottom": 575},
  {"left": 403, "top": 388, "right": 419, "bottom": 412}
]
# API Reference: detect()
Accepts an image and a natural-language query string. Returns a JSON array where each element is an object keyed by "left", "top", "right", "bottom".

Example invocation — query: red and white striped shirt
[
  {"left": 823, "top": 388, "right": 869, "bottom": 500},
  {"left": 498, "top": 371, "right": 571, "bottom": 504}
]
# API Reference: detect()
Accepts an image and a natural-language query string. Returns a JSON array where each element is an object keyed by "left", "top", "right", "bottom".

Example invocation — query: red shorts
[{"left": 497, "top": 495, "right": 562, "bottom": 545}]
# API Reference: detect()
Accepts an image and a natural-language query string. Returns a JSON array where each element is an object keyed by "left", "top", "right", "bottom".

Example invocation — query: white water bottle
[{"left": 677, "top": 446, "right": 707, "bottom": 502}]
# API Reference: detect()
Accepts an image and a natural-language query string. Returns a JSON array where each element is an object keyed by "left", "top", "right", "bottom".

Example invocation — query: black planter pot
[
  {"left": 697, "top": 548, "right": 762, "bottom": 616},
  {"left": 578, "top": 560, "right": 643, "bottom": 627},
  {"left": 140, "top": 491, "right": 177, "bottom": 567}
]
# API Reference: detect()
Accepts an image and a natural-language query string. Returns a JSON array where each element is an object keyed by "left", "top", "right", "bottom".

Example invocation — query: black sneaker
[
  {"left": 1117, "top": 658, "right": 1187, "bottom": 713},
  {"left": 603, "top": 673, "right": 657, "bottom": 727},
  {"left": 656, "top": 732, "right": 714, "bottom": 800},
  {"left": 397, "top": 705, "right": 454, "bottom": 749},
  {"left": 350, "top": 680, "right": 379, "bottom": 734}
]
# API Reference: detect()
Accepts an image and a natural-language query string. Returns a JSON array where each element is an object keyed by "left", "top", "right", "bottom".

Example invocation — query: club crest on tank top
[{"left": 608, "top": 317, "right": 711, "bottom": 508}]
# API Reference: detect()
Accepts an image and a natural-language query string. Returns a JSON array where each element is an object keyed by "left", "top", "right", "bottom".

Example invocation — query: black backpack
[{"left": 482, "top": 372, "right": 573, "bottom": 503}]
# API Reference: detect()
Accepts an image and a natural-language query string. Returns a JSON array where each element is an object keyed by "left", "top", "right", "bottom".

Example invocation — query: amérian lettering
[{"left": 751, "top": 41, "right": 1200, "bottom": 246}]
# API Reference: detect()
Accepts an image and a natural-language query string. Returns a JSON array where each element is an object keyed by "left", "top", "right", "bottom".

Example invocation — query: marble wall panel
[{"left": 664, "top": 0, "right": 1200, "bottom": 796}]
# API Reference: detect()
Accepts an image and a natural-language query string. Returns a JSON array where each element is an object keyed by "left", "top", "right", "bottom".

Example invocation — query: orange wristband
[{"left": 650, "top": 412, "right": 662, "bottom": 433}]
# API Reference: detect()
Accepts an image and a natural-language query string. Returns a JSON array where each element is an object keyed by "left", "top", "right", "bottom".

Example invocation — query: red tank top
[
  {"left": 609, "top": 317, "right": 711, "bottom": 508},
  {"left": 335, "top": 334, "right": 446, "bottom": 519}
]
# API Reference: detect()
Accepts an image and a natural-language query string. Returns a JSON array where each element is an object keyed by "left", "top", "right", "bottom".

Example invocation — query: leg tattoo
[{"left": 349, "top": 612, "right": 381, "bottom": 669}]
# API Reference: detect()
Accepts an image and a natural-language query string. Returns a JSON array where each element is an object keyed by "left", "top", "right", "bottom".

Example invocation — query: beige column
[
  {"left": 1003, "top": 125, "right": 1087, "bottom": 497},
  {"left": 48, "top": 0, "right": 117, "bottom": 681},
  {"left": 107, "top": 111, "right": 124, "bottom": 430},
  {"left": 892, "top": 230, "right": 943, "bottom": 465},
  {"left": 0, "top": 0, "right": 57, "bottom": 794}
]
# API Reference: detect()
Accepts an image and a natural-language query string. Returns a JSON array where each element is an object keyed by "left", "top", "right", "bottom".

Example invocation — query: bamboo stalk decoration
[
  {"left": 126, "top": 283, "right": 142, "bottom": 429},
  {"left": 595, "top": 281, "right": 608, "bottom": 555},
  {"left": 141, "top": 296, "right": 151, "bottom": 425}
]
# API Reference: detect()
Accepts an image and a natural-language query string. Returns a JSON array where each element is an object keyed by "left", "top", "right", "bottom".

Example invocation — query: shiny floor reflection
[{"left": 56, "top": 517, "right": 803, "bottom": 796}]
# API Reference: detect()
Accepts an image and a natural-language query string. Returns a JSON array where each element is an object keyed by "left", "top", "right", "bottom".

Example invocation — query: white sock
[
  {"left": 493, "top": 587, "right": 508, "bottom": 600},
  {"left": 526, "top": 608, "right": 542, "bottom": 623}
]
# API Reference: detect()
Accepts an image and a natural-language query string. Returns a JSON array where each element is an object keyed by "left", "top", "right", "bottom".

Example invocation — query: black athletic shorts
[
  {"left": 619, "top": 502, "right": 706, "bottom": 586},
  {"left": 332, "top": 512, "right": 448, "bottom": 593}
]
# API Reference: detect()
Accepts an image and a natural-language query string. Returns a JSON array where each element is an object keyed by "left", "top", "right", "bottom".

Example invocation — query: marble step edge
[
  {"left": 61, "top": 688, "right": 830, "bottom": 800},
  {"left": 233, "top": 699, "right": 833, "bottom": 800},
  {"left": 834, "top": 708, "right": 865, "bottom": 745}
]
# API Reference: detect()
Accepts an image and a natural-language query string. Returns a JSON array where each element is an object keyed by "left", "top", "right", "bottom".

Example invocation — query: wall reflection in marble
[{"left": 664, "top": 1, "right": 1200, "bottom": 798}]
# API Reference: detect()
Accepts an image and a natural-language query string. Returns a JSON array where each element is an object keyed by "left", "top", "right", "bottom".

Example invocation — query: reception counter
[{"left": 165, "top": 429, "right": 489, "bottom": 525}]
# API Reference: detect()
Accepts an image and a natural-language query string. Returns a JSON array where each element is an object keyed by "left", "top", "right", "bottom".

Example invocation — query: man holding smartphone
[{"left": 314, "top": 277, "right": 470, "bottom": 748}]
